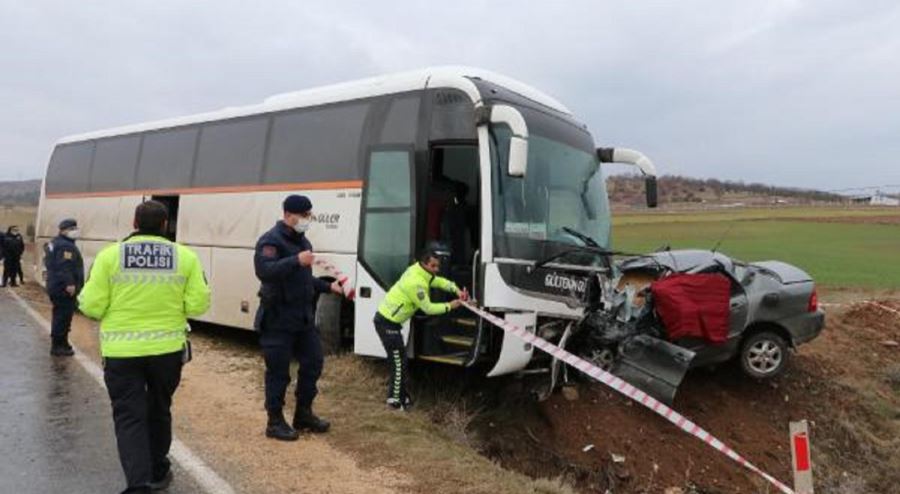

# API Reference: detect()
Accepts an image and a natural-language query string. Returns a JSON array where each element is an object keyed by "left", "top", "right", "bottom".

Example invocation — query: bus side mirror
[
  {"left": 486, "top": 105, "right": 529, "bottom": 177},
  {"left": 646, "top": 176, "right": 658, "bottom": 208},
  {"left": 596, "top": 147, "right": 659, "bottom": 208},
  {"left": 507, "top": 136, "right": 528, "bottom": 177}
]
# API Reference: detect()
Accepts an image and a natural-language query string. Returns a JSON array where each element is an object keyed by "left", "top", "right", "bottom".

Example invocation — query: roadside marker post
[{"left": 790, "top": 420, "right": 815, "bottom": 494}]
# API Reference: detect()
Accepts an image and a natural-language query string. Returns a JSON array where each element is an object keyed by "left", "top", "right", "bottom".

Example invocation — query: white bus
[{"left": 36, "top": 66, "right": 656, "bottom": 380}]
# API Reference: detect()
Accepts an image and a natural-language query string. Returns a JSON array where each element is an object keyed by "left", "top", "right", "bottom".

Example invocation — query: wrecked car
[{"left": 560, "top": 249, "right": 825, "bottom": 404}]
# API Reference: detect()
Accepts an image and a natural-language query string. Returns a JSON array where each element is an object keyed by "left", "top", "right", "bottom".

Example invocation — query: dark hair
[{"left": 135, "top": 200, "right": 169, "bottom": 234}]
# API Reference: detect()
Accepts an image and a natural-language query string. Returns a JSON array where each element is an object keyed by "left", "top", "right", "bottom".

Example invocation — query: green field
[{"left": 610, "top": 207, "right": 900, "bottom": 289}]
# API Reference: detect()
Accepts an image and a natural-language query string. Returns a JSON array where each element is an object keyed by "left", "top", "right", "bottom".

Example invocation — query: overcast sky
[{"left": 1, "top": 0, "right": 898, "bottom": 191}]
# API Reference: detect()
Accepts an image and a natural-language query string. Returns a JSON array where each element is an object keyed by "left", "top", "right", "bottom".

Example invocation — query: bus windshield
[{"left": 490, "top": 108, "right": 611, "bottom": 262}]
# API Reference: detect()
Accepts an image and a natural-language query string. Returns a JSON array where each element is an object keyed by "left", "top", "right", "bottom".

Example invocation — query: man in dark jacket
[
  {"left": 0, "top": 227, "right": 5, "bottom": 277},
  {"left": 2, "top": 225, "right": 25, "bottom": 287},
  {"left": 45, "top": 219, "right": 84, "bottom": 356},
  {"left": 254, "top": 195, "right": 343, "bottom": 441}
]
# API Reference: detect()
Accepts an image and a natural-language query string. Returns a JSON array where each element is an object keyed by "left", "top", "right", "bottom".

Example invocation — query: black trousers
[
  {"left": 103, "top": 351, "right": 183, "bottom": 490},
  {"left": 259, "top": 328, "right": 323, "bottom": 411},
  {"left": 373, "top": 313, "right": 409, "bottom": 402},
  {"left": 2, "top": 257, "right": 20, "bottom": 285},
  {"left": 50, "top": 295, "right": 76, "bottom": 340}
]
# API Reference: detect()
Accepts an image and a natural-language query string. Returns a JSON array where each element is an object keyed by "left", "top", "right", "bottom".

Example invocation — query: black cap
[
  {"left": 58, "top": 218, "right": 77, "bottom": 230},
  {"left": 283, "top": 195, "right": 312, "bottom": 214}
]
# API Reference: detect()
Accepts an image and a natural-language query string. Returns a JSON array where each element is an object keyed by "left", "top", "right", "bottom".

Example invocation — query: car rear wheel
[{"left": 740, "top": 331, "right": 789, "bottom": 379}]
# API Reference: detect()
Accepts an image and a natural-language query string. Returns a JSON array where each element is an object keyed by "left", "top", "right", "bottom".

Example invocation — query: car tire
[{"left": 739, "top": 331, "right": 789, "bottom": 379}]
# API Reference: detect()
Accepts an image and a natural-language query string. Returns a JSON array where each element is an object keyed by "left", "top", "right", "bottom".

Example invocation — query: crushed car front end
[{"left": 561, "top": 249, "right": 825, "bottom": 404}]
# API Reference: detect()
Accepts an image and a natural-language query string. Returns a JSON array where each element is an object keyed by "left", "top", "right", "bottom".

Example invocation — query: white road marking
[{"left": 8, "top": 290, "right": 236, "bottom": 494}]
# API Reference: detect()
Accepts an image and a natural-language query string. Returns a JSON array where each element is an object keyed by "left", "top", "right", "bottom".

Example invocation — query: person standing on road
[
  {"left": 45, "top": 218, "right": 84, "bottom": 356},
  {"left": 254, "top": 194, "right": 344, "bottom": 441},
  {"left": 79, "top": 200, "right": 210, "bottom": 494},
  {"left": 0, "top": 227, "right": 6, "bottom": 282},
  {"left": 374, "top": 247, "right": 467, "bottom": 411},
  {"left": 2, "top": 225, "right": 25, "bottom": 287}
]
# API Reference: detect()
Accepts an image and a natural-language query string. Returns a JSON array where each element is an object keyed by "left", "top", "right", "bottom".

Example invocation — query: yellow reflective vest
[
  {"left": 78, "top": 235, "right": 211, "bottom": 358},
  {"left": 377, "top": 262, "right": 459, "bottom": 324}
]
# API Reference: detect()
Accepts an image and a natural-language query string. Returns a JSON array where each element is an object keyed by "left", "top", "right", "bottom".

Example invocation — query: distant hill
[
  {"left": 0, "top": 179, "right": 40, "bottom": 206},
  {"left": 0, "top": 175, "right": 848, "bottom": 210},
  {"left": 607, "top": 174, "right": 845, "bottom": 208}
]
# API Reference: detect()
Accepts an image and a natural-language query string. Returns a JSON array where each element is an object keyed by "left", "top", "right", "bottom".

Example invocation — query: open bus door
[
  {"left": 354, "top": 146, "right": 416, "bottom": 357},
  {"left": 354, "top": 143, "right": 488, "bottom": 367},
  {"left": 414, "top": 144, "right": 484, "bottom": 366}
]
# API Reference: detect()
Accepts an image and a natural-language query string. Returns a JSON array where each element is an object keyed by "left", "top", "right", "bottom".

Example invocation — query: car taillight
[{"left": 807, "top": 287, "right": 818, "bottom": 312}]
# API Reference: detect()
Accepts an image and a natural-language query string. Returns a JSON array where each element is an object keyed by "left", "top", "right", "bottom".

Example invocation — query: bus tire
[{"left": 315, "top": 293, "right": 344, "bottom": 354}]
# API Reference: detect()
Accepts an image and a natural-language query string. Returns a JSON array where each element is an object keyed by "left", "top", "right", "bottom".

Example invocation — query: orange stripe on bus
[{"left": 44, "top": 180, "right": 364, "bottom": 199}]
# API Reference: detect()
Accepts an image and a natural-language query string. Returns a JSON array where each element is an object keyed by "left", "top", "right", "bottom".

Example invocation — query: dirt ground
[
  {"left": 12, "top": 278, "right": 900, "bottom": 493},
  {"left": 471, "top": 295, "right": 900, "bottom": 493},
  {"left": 14, "top": 283, "right": 413, "bottom": 494},
  {"left": 14, "top": 282, "right": 576, "bottom": 494}
]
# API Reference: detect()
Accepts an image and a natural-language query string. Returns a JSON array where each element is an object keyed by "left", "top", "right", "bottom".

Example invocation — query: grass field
[
  {"left": 7, "top": 202, "right": 899, "bottom": 288},
  {"left": 612, "top": 205, "right": 900, "bottom": 225},
  {"left": 611, "top": 206, "right": 900, "bottom": 289}
]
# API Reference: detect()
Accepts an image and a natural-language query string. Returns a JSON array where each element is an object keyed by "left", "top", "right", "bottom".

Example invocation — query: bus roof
[{"left": 58, "top": 66, "right": 572, "bottom": 144}]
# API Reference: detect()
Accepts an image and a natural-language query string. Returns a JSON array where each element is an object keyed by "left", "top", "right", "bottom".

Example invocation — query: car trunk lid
[{"left": 750, "top": 261, "right": 813, "bottom": 284}]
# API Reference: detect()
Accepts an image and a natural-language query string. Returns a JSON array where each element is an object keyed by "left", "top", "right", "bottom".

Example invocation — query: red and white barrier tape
[
  {"left": 314, "top": 259, "right": 356, "bottom": 300},
  {"left": 460, "top": 300, "right": 795, "bottom": 494},
  {"left": 312, "top": 257, "right": 793, "bottom": 492}
]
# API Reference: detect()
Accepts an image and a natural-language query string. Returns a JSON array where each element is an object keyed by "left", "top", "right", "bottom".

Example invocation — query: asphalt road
[{"left": 0, "top": 288, "right": 205, "bottom": 494}]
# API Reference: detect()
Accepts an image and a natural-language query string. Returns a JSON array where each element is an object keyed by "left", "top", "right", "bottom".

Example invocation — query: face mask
[
  {"left": 292, "top": 217, "right": 311, "bottom": 234},
  {"left": 64, "top": 229, "right": 80, "bottom": 240}
]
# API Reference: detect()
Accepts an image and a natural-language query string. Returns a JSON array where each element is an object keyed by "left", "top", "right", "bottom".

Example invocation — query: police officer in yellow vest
[
  {"left": 374, "top": 246, "right": 468, "bottom": 410},
  {"left": 79, "top": 201, "right": 210, "bottom": 494}
]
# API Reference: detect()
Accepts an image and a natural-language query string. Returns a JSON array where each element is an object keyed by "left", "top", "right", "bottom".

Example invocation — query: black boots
[
  {"left": 50, "top": 338, "right": 74, "bottom": 357},
  {"left": 266, "top": 406, "right": 329, "bottom": 440},
  {"left": 292, "top": 405, "right": 330, "bottom": 433},
  {"left": 265, "top": 409, "right": 299, "bottom": 441},
  {"left": 149, "top": 469, "right": 173, "bottom": 491}
]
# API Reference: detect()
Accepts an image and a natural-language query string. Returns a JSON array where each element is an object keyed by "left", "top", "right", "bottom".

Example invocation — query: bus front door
[
  {"left": 415, "top": 144, "right": 483, "bottom": 367},
  {"left": 354, "top": 146, "right": 416, "bottom": 358}
]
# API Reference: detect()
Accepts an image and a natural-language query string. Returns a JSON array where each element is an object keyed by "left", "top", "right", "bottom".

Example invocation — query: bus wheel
[{"left": 315, "top": 293, "right": 345, "bottom": 354}]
